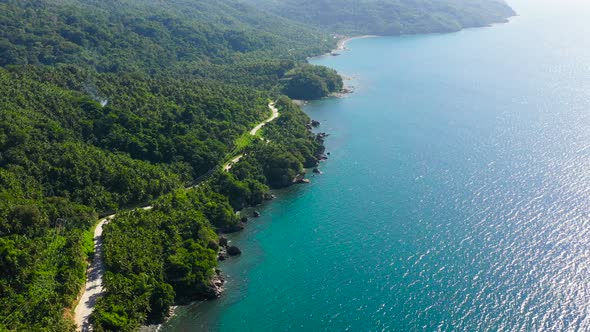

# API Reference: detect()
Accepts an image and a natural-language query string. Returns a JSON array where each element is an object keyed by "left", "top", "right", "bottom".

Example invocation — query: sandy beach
[{"left": 336, "top": 35, "right": 378, "bottom": 51}]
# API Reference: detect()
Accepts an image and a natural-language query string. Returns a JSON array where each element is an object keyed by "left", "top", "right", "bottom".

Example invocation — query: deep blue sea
[{"left": 163, "top": 1, "right": 590, "bottom": 330}]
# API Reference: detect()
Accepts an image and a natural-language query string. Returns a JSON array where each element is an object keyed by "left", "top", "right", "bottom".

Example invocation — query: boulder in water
[{"left": 228, "top": 246, "right": 242, "bottom": 256}]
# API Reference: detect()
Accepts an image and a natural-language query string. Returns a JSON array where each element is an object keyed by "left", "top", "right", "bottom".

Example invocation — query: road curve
[
  {"left": 223, "top": 102, "right": 279, "bottom": 171},
  {"left": 223, "top": 154, "right": 244, "bottom": 172},
  {"left": 250, "top": 102, "right": 279, "bottom": 135}
]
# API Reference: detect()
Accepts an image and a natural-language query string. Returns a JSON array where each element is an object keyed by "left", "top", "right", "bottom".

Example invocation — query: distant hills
[
  {"left": 241, "top": 0, "right": 515, "bottom": 35},
  {"left": 0, "top": 0, "right": 332, "bottom": 71}
]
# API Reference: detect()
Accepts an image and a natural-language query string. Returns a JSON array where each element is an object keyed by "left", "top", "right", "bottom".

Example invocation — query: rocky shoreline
[
  {"left": 139, "top": 115, "right": 330, "bottom": 331},
  {"left": 204, "top": 117, "right": 330, "bottom": 300},
  {"left": 143, "top": 101, "right": 333, "bottom": 331}
]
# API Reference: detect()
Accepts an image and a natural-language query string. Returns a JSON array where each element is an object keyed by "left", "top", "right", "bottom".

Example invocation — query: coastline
[
  {"left": 319, "top": 18, "right": 515, "bottom": 98},
  {"left": 304, "top": 35, "right": 378, "bottom": 99},
  {"left": 159, "top": 175, "right": 318, "bottom": 331},
  {"left": 160, "top": 14, "right": 522, "bottom": 331},
  {"left": 139, "top": 103, "right": 325, "bottom": 331},
  {"left": 335, "top": 35, "right": 378, "bottom": 52},
  {"left": 307, "top": 35, "right": 377, "bottom": 61},
  {"left": 74, "top": 103, "right": 287, "bottom": 331}
]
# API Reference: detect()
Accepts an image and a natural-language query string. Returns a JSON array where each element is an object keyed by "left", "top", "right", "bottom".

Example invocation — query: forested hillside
[
  {"left": 0, "top": 0, "right": 331, "bottom": 69},
  {"left": 0, "top": 0, "right": 337, "bottom": 329},
  {"left": 241, "top": 0, "right": 515, "bottom": 35},
  {"left": 91, "top": 98, "right": 321, "bottom": 330},
  {"left": 0, "top": 0, "right": 514, "bottom": 330}
]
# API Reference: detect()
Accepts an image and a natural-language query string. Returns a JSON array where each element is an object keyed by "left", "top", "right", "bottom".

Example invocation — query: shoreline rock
[
  {"left": 222, "top": 223, "right": 244, "bottom": 233},
  {"left": 227, "top": 246, "right": 242, "bottom": 256},
  {"left": 330, "top": 87, "right": 354, "bottom": 98},
  {"left": 316, "top": 132, "right": 329, "bottom": 143},
  {"left": 218, "top": 251, "right": 227, "bottom": 261},
  {"left": 293, "top": 173, "right": 311, "bottom": 184},
  {"left": 205, "top": 270, "right": 225, "bottom": 298}
]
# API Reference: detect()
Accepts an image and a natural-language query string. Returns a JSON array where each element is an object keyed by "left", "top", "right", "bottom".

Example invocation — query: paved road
[
  {"left": 223, "top": 154, "right": 244, "bottom": 171},
  {"left": 73, "top": 215, "right": 112, "bottom": 332},
  {"left": 250, "top": 102, "right": 279, "bottom": 135},
  {"left": 223, "top": 102, "right": 279, "bottom": 171}
]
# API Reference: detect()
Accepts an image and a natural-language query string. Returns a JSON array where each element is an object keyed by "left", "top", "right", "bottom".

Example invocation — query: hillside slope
[
  {"left": 0, "top": 0, "right": 332, "bottom": 71},
  {"left": 241, "top": 0, "right": 516, "bottom": 35}
]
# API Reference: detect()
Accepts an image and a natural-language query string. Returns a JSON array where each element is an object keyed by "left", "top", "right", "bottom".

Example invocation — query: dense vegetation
[
  {"left": 0, "top": 172, "right": 96, "bottom": 331},
  {"left": 0, "top": 63, "right": 271, "bottom": 330},
  {"left": 0, "top": 0, "right": 514, "bottom": 330},
  {"left": 282, "top": 65, "right": 344, "bottom": 100},
  {"left": 0, "top": 0, "right": 332, "bottom": 70},
  {"left": 90, "top": 98, "right": 324, "bottom": 330},
  {"left": 242, "top": 0, "right": 515, "bottom": 35},
  {"left": 93, "top": 189, "right": 227, "bottom": 330}
]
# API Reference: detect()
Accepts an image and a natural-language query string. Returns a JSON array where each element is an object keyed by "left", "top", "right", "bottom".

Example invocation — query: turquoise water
[{"left": 163, "top": 1, "right": 590, "bottom": 330}]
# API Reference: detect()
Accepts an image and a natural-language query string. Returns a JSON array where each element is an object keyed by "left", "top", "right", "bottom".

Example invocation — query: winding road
[
  {"left": 250, "top": 102, "right": 279, "bottom": 135},
  {"left": 223, "top": 102, "right": 279, "bottom": 171},
  {"left": 223, "top": 154, "right": 244, "bottom": 172},
  {"left": 73, "top": 102, "right": 279, "bottom": 331}
]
